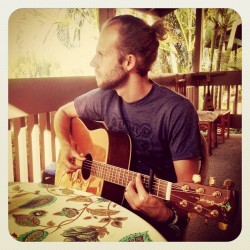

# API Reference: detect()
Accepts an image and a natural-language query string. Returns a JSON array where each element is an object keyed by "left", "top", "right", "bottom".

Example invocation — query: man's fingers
[
  {"left": 135, "top": 173, "right": 148, "bottom": 196},
  {"left": 71, "top": 151, "right": 85, "bottom": 162}
]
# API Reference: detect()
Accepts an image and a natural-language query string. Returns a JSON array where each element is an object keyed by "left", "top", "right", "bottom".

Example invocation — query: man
[{"left": 54, "top": 14, "right": 202, "bottom": 241}]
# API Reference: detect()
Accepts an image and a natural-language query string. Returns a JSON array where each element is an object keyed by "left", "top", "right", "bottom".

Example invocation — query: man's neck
[{"left": 115, "top": 75, "right": 152, "bottom": 103}]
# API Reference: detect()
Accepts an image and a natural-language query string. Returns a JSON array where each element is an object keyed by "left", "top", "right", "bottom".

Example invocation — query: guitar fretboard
[{"left": 79, "top": 159, "right": 171, "bottom": 200}]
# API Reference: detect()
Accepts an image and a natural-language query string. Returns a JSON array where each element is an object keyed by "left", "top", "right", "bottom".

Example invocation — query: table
[
  {"left": 197, "top": 110, "right": 219, "bottom": 155},
  {"left": 197, "top": 109, "right": 230, "bottom": 155},
  {"left": 8, "top": 182, "right": 167, "bottom": 242}
]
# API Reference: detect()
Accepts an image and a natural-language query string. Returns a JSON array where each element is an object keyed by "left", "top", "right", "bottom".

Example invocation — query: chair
[
  {"left": 216, "top": 114, "right": 229, "bottom": 143},
  {"left": 199, "top": 132, "right": 209, "bottom": 182}
]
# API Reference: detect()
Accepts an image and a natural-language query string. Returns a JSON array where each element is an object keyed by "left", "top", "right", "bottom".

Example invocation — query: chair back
[{"left": 199, "top": 132, "right": 209, "bottom": 183}]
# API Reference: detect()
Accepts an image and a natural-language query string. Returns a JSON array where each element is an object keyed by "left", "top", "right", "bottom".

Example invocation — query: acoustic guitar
[
  {"left": 55, "top": 117, "right": 236, "bottom": 225},
  {"left": 203, "top": 74, "right": 215, "bottom": 111}
]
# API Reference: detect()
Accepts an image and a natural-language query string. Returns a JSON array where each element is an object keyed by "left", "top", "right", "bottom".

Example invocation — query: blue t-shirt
[{"left": 74, "top": 81, "right": 201, "bottom": 182}]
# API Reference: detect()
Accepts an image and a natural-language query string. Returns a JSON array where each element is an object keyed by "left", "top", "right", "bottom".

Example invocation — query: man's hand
[
  {"left": 124, "top": 173, "right": 173, "bottom": 222},
  {"left": 59, "top": 146, "right": 85, "bottom": 173}
]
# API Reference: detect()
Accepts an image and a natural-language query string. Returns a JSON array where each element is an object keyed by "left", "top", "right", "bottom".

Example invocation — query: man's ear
[{"left": 123, "top": 54, "right": 137, "bottom": 71}]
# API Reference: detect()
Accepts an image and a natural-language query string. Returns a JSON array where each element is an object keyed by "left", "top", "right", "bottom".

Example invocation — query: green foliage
[
  {"left": 9, "top": 8, "right": 241, "bottom": 78},
  {"left": 9, "top": 54, "right": 61, "bottom": 78}
]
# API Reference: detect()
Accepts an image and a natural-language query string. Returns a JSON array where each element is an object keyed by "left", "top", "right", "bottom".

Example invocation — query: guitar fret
[
  {"left": 160, "top": 179, "right": 166, "bottom": 199},
  {"left": 119, "top": 168, "right": 123, "bottom": 186},
  {"left": 157, "top": 179, "right": 160, "bottom": 197},
  {"left": 91, "top": 162, "right": 169, "bottom": 201},
  {"left": 123, "top": 168, "right": 128, "bottom": 186},
  {"left": 121, "top": 168, "right": 125, "bottom": 186}
]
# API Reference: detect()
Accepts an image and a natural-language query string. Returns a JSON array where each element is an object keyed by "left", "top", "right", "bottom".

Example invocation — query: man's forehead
[{"left": 97, "top": 25, "right": 120, "bottom": 50}]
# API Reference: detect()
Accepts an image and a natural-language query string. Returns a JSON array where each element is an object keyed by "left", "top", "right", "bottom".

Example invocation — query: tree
[
  {"left": 203, "top": 8, "right": 241, "bottom": 108},
  {"left": 157, "top": 9, "right": 196, "bottom": 73},
  {"left": 9, "top": 8, "right": 98, "bottom": 78}
]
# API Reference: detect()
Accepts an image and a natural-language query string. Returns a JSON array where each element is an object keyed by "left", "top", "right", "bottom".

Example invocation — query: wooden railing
[
  {"left": 191, "top": 71, "right": 242, "bottom": 116},
  {"left": 8, "top": 111, "right": 60, "bottom": 182},
  {"left": 8, "top": 71, "right": 242, "bottom": 182}
]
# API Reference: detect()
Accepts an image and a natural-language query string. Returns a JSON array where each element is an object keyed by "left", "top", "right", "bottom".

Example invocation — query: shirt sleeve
[
  {"left": 74, "top": 88, "right": 103, "bottom": 121},
  {"left": 168, "top": 99, "right": 202, "bottom": 161}
]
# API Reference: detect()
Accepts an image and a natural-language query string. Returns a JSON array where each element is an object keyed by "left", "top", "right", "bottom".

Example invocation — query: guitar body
[
  {"left": 55, "top": 118, "right": 131, "bottom": 204},
  {"left": 203, "top": 91, "right": 215, "bottom": 111},
  {"left": 203, "top": 78, "right": 214, "bottom": 111}
]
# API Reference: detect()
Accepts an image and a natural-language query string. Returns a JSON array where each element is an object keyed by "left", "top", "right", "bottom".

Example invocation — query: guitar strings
[
  {"left": 69, "top": 157, "right": 228, "bottom": 220},
  {"left": 75, "top": 158, "right": 216, "bottom": 198},
  {"left": 72, "top": 159, "right": 222, "bottom": 217},
  {"left": 82, "top": 159, "right": 208, "bottom": 194}
]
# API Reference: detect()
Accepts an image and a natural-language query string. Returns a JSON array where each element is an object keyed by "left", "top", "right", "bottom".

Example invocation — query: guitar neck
[{"left": 81, "top": 159, "right": 171, "bottom": 201}]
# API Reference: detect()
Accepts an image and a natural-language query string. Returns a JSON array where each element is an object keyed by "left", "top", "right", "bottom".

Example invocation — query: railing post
[
  {"left": 27, "top": 114, "right": 41, "bottom": 182},
  {"left": 12, "top": 117, "right": 29, "bottom": 182},
  {"left": 39, "top": 113, "right": 53, "bottom": 171},
  {"left": 8, "top": 120, "right": 14, "bottom": 182}
]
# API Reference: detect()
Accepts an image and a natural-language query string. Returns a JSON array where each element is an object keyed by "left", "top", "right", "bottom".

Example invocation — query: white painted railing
[{"left": 8, "top": 111, "right": 60, "bottom": 183}]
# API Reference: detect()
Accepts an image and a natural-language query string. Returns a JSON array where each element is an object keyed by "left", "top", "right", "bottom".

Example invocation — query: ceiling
[{"left": 134, "top": 8, "right": 176, "bottom": 18}]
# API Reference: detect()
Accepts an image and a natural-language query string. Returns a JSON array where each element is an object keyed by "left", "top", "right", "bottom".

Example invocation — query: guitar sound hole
[{"left": 82, "top": 154, "right": 92, "bottom": 180}]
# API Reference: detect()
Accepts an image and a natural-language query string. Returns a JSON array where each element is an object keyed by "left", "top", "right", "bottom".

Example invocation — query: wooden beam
[
  {"left": 192, "top": 8, "right": 203, "bottom": 72},
  {"left": 98, "top": 9, "right": 116, "bottom": 31}
]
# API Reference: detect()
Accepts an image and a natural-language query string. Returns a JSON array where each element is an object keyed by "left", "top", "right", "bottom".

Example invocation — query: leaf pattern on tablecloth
[
  {"left": 111, "top": 220, "right": 122, "bottom": 228},
  {"left": 99, "top": 217, "right": 111, "bottom": 223},
  {"left": 19, "top": 195, "right": 56, "bottom": 209},
  {"left": 119, "top": 231, "right": 152, "bottom": 242},
  {"left": 54, "top": 207, "right": 79, "bottom": 218},
  {"left": 17, "top": 229, "right": 48, "bottom": 242},
  {"left": 86, "top": 207, "right": 120, "bottom": 216},
  {"left": 13, "top": 214, "right": 40, "bottom": 227},
  {"left": 66, "top": 195, "right": 92, "bottom": 203},
  {"left": 9, "top": 183, "right": 148, "bottom": 242},
  {"left": 12, "top": 192, "right": 30, "bottom": 199},
  {"left": 61, "top": 188, "right": 74, "bottom": 195},
  {"left": 29, "top": 210, "right": 47, "bottom": 217},
  {"left": 61, "top": 226, "right": 99, "bottom": 242}
]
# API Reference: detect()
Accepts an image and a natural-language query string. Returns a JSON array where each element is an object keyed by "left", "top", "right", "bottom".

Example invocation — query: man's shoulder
[
  {"left": 85, "top": 88, "right": 117, "bottom": 98},
  {"left": 152, "top": 81, "right": 188, "bottom": 102}
]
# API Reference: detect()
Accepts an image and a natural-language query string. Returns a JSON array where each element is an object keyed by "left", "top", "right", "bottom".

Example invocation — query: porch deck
[{"left": 184, "top": 133, "right": 242, "bottom": 241}]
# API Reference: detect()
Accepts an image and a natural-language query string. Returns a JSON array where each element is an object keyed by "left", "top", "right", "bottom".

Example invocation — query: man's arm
[
  {"left": 54, "top": 101, "right": 84, "bottom": 173},
  {"left": 124, "top": 158, "right": 199, "bottom": 222},
  {"left": 173, "top": 158, "right": 200, "bottom": 182}
]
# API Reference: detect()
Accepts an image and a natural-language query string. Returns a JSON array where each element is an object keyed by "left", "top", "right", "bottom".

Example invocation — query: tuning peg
[
  {"left": 209, "top": 176, "right": 216, "bottom": 186},
  {"left": 218, "top": 222, "right": 229, "bottom": 231},
  {"left": 223, "top": 179, "right": 235, "bottom": 189},
  {"left": 192, "top": 174, "right": 201, "bottom": 183},
  {"left": 188, "top": 212, "right": 197, "bottom": 219}
]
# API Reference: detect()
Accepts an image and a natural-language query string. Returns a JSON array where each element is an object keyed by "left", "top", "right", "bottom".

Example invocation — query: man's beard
[{"left": 98, "top": 64, "right": 129, "bottom": 91}]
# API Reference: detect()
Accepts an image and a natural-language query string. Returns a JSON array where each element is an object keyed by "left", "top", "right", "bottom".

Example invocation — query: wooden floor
[{"left": 184, "top": 133, "right": 242, "bottom": 241}]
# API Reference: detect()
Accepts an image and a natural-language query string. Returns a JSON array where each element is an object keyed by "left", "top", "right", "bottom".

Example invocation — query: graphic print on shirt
[{"left": 110, "top": 114, "right": 153, "bottom": 155}]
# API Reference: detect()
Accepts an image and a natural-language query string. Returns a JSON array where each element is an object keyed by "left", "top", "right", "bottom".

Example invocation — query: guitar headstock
[{"left": 170, "top": 176, "right": 236, "bottom": 225}]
